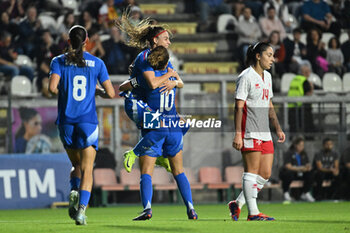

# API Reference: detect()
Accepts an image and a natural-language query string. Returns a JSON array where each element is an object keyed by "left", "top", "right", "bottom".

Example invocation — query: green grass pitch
[{"left": 0, "top": 202, "right": 349, "bottom": 233}]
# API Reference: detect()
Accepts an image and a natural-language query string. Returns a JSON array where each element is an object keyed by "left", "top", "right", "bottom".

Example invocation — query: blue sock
[
  {"left": 140, "top": 174, "right": 152, "bottom": 210},
  {"left": 175, "top": 173, "right": 194, "bottom": 211},
  {"left": 79, "top": 190, "right": 91, "bottom": 207},
  {"left": 70, "top": 177, "right": 81, "bottom": 191}
]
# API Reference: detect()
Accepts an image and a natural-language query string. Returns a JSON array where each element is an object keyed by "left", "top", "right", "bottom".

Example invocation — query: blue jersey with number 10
[
  {"left": 138, "top": 68, "right": 178, "bottom": 118},
  {"left": 50, "top": 52, "right": 109, "bottom": 125}
]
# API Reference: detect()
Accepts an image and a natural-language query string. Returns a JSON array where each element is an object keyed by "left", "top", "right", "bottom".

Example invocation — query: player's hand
[
  {"left": 277, "top": 130, "right": 285, "bottom": 143},
  {"left": 167, "top": 67, "right": 177, "bottom": 77},
  {"left": 232, "top": 134, "right": 243, "bottom": 151},
  {"left": 159, "top": 80, "right": 176, "bottom": 95},
  {"left": 95, "top": 88, "right": 106, "bottom": 97}
]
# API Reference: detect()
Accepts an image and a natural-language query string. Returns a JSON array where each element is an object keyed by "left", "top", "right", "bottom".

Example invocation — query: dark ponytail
[
  {"left": 65, "top": 25, "right": 87, "bottom": 67},
  {"left": 245, "top": 42, "right": 271, "bottom": 67}
]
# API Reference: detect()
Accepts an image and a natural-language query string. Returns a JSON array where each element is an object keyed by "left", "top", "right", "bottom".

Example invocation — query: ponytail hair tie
[{"left": 253, "top": 42, "right": 260, "bottom": 51}]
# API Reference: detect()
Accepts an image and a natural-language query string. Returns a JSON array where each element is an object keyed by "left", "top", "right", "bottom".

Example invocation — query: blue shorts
[
  {"left": 58, "top": 123, "right": 99, "bottom": 150},
  {"left": 137, "top": 127, "right": 183, "bottom": 158}
]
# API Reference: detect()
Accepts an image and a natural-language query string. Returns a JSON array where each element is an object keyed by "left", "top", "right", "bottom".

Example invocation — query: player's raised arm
[{"left": 143, "top": 69, "right": 175, "bottom": 89}]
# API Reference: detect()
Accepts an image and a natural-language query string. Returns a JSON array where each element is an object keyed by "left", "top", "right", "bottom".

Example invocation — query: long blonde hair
[{"left": 115, "top": 11, "right": 171, "bottom": 49}]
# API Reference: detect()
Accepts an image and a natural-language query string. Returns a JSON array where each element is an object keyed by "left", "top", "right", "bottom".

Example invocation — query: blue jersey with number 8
[{"left": 50, "top": 52, "right": 109, "bottom": 125}]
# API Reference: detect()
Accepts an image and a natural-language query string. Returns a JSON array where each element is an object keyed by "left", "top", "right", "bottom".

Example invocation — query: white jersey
[{"left": 235, "top": 66, "right": 273, "bottom": 141}]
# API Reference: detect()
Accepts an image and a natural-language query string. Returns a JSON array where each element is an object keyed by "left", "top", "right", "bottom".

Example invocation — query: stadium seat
[
  {"left": 62, "top": 0, "right": 78, "bottom": 11},
  {"left": 38, "top": 14, "right": 57, "bottom": 32},
  {"left": 300, "top": 33, "right": 307, "bottom": 45},
  {"left": 56, "top": 15, "right": 64, "bottom": 26},
  {"left": 340, "top": 32, "right": 349, "bottom": 44},
  {"left": 225, "top": 166, "right": 243, "bottom": 188},
  {"left": 99, "top": 34, "right": 111, "bottom": 42},
  {"left": 343, "top": 73, "right": 350, "bottom": 92},
  {"left": 286, "top": 33, "right": 293, "bottom": 41},
  {"left": 199, "top": 167, "right": 230, "bottom": 202},
  {"left": 323, "top": 72, "right": 342, "bottom": 92},
  {"left": 183, "top": 62, "right": 238, "bottom": 74},
  {"left": 11, "top": 75, "right": 32, "bottom": 96},
  {"left": 225, "top": 166, "right": 244, "bottom": 200},
  {"left": 153, "top": 168, "right": 177, "bottom": 202},
  {"left": 217, "top": 14, "right": 237, "bottom": 33},
  {"left": 286, "top": 14, "right": 298, "bottom": 30},
  {"left": 163, "top": 22, "right": 198, "bottom": 35},
  {"left": 184, "top": 167, "right": 204, "bottom": 189},
  {"left": 171, "top": 42, "right": 217, "bottom": 54},
  {"left": 120, "top": 168, "right": 140, "bottom": 191},
  {"left": 309, "top": 72, "right": 322, "bottom": 88},
  {"left": 153, "top": 168, "right": 177, "bottom": 190},
  {"left": 93, "top": 168, "right": 124, "bottom": 206},
  {"left": 15, "top": 55, "right": 34, "bottom": 68},
  {"left": 321, "top": 32, "right": 335, "bottom": 49},
  {"left": 94, "top": 168, "right": 118, "bottom": 186},
  {"left": 139, "top": 3, "right": 177, "bottom": 15},
  {"left": 280, "top": 73, "right": 296, "bottom": 93}
]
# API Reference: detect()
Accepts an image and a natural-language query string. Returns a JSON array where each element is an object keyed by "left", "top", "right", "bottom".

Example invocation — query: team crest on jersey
[{"left": 143, "top": 110, "right": 161, "bottom": 129}]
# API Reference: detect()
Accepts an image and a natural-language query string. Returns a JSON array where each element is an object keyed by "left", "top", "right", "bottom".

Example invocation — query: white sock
[
  {"left": 236, "top": 175, "right": 268, "bottom": 209},
  {"left": 236, "top": 191, "right": 246, "bottom": 209},
  {"left": 242, "top": 172, "right": 259, "bottom": 215},
  {"left": 256, "top": 175, "right": 268, "bottom": 192}
]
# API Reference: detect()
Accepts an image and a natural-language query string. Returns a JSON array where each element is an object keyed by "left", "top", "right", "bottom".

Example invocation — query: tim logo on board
[{"left": 143, "top": 110, "right": 161, "bottom": 129}]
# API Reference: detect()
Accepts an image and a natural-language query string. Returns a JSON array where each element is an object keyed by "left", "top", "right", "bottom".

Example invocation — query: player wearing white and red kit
[
  {"left": 229, "top": 42, "right": 285, "bottom": 221},
  {"left": 236, "top": 65, "right": 274, "bottom": 148}
]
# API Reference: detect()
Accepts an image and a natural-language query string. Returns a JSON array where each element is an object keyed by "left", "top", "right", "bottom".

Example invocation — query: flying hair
[{"left": 115, "top": 10, "right": 171, "bottom": 49}]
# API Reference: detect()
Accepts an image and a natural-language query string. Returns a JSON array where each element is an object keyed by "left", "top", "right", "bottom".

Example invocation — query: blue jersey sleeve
[
  {"left": 138, "top": 59, "right": 153, "bottom": 73},
  {"left": 97, "top": 59, "right": 109, "bottom": 84},
  {"left": 50, "top": 56, "right": 61, "bottom": 77},
  {"left": 168, "top": 61, "right": 174, "bottom": 70}
]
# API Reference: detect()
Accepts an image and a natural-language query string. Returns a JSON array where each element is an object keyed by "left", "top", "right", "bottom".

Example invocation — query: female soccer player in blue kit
[
  {"left": 49, "top": 25, "right": 115, "bottom": 225},
  {"left": 116, "top": 14, "right": 180, "bottom": 173},
  {"left": 229, "top": 42, "right": 285, "bottom": 221},
  {"left": 117, "top": 14, "right": 198, "bottom": 221}
]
